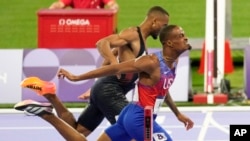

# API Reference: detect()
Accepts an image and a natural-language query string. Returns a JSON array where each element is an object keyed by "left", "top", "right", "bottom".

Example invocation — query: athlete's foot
[
  {"left": 14, "top": 99, "right": 53, "bottom": 116},
  {"left": 78, "top": 89, "right": 91, "bottom": 100},
  {"left": 21, "top": 77, "right": 56, "bottom": 96}
]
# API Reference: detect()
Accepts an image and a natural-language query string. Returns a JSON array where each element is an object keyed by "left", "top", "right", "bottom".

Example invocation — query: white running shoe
[{"left": 14, "top": 99, "right": 53, "bottom": 116}]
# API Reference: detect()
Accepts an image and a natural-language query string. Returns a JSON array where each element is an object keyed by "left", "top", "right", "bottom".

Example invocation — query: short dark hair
[
  {"left": 147, "top": 6, "right": 169, "bottom": 16},
  {"left": 159, "top": 25, "right": 178, "bottom": 45}
]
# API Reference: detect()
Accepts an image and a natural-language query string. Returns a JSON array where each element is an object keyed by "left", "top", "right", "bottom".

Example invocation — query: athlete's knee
[{"left": 76, "top": 124, "right": 92, "bottom": 137}]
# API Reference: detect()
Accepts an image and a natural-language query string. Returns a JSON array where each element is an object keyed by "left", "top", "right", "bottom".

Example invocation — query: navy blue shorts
[{"left": 105, "top": 103, "right": 172, "bottom": 141}]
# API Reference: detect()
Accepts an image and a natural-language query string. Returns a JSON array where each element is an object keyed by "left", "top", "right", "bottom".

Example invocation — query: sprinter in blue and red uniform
[
  {"left": 17, "top": 6, "right": 170, "bottom": 139},
  {"left": 15, "top": 25, "right": 194, "bottom": 141}
]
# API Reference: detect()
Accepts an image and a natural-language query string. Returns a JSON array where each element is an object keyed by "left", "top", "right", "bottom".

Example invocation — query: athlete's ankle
[{"left": 44, "top": 94, "right": 56, "bottom": 99}]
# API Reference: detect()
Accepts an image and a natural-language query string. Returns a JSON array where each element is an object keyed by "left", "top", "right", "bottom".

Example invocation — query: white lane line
[
  {"left": 0, "top": 127, "right": 53, "bottom": 130},
  {"left": 210, "top": 117, "right": 229, "bottom": 134},
  {"left": 198, "top": 111, "right": 212, "bottom": 141}
]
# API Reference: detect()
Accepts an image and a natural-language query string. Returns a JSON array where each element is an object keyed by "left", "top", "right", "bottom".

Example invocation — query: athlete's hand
[
  {"left": 78, "top": 89, "right": 91, "bottom": 100},
  {"left": 110, "top": 61, "right": 121, "bottom": 79},
  {"left": 177, "top": 113, "right": 194, "bottom": 130},
  {"left": 57, "top": 68, "right": 77, "bottom": 81}
]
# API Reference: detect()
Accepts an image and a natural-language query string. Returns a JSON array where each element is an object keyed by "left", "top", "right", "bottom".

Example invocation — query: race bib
[
  {"left": 153, "top": 98, "right": 164, "bottom": 114},
  {"left": 153, "top": 132, "right": 168, "bottom": 141}
]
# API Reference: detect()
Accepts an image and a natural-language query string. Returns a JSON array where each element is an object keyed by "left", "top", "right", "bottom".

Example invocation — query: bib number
[{"left": 153, "top": 132, "right": 168, "bottom": 141}]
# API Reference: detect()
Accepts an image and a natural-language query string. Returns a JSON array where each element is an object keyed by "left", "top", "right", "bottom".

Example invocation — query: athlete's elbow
[
  {"left": 96, "top": 39, "right": 109, "bottom": 50},
  {"left": 95, "top": 39, "right": 102, "bottom": 49}
]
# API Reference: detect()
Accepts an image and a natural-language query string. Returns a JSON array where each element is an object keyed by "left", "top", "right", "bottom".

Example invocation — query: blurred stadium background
[{"left": 0, "top": 0, "right": 249, "bottom": 106}]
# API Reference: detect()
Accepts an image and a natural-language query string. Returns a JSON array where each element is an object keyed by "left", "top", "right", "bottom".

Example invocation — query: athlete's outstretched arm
[
  {"left": 58, "top": 55, "right": 155, "bottom": 82},
  {"left": 164, "top": 93, "right": 194, "bottom": 130},
  {"left": 164, "top": 93, "right": 181, "bottom": 116}
]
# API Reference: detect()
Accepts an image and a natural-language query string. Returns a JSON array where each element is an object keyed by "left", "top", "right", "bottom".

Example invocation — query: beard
[{"left": 151, "top": 34, "right": 158, "bottom": 40}]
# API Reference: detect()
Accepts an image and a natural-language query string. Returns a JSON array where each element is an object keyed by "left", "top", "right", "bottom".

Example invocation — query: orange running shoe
[{"left": 21, "top": 77, "right": 56, "bottom": 96}]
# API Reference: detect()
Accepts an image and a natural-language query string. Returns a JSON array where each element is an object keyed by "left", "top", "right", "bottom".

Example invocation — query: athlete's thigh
[
  {"left": 94, "top": 83, "right": 129, "bottom": 124},
  {"left": 104, "top": 105, "right": 132, "bottom": 140},
  {"left": 153, "top": 121, "right": 172, "bottom": 141},
  {"left": 123, "top": 104, "right": 145, "bottom": 140},
  {"left": 77, "top": 103, "right": 104, "bottom": 131}
]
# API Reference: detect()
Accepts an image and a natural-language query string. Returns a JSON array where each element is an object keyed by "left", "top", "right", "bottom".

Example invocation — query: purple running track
[{"left": 0, "top": 107, "right": 249, "bottom": 141}]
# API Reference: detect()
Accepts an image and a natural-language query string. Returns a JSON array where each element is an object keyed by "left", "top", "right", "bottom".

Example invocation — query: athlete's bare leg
[
  {"left": 43, "top": 94, "right": 76, "bottom": 127},
  {"left": 43, "top": 94, "right": 94, "bottom": 136},
  {"left": 41, "top": 113, "right": 87, "bottom": 141},
  {"left": 21, "top": 77, "right": 93, "bottom": 136},
  {"left": 14, "top": 99, "right": 87, "bottom": 141},
  {"left": 97, "top": 132, "right": 112, "bottom": 141}
]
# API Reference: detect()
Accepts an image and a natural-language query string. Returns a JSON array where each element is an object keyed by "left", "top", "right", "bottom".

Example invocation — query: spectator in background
[
  {"left": 49, "top": 0, "right": 119, "bottom": 11},
  {"left": 49, "top": 0, "right": 119, "bottom": 33}
]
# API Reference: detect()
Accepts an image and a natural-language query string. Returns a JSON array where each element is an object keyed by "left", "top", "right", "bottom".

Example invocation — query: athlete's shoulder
[
  {"left": 149, "top": 53, "right": 159, "bottom": 60},
  {"left": 119, "top": 26, "right": 138, "bottom": 34},
  {"left": 117, "top": 26, "right": 140, "bottom": 41},
  {"left": 140, "top": 54, "right": 159, "bottom": 67}
]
